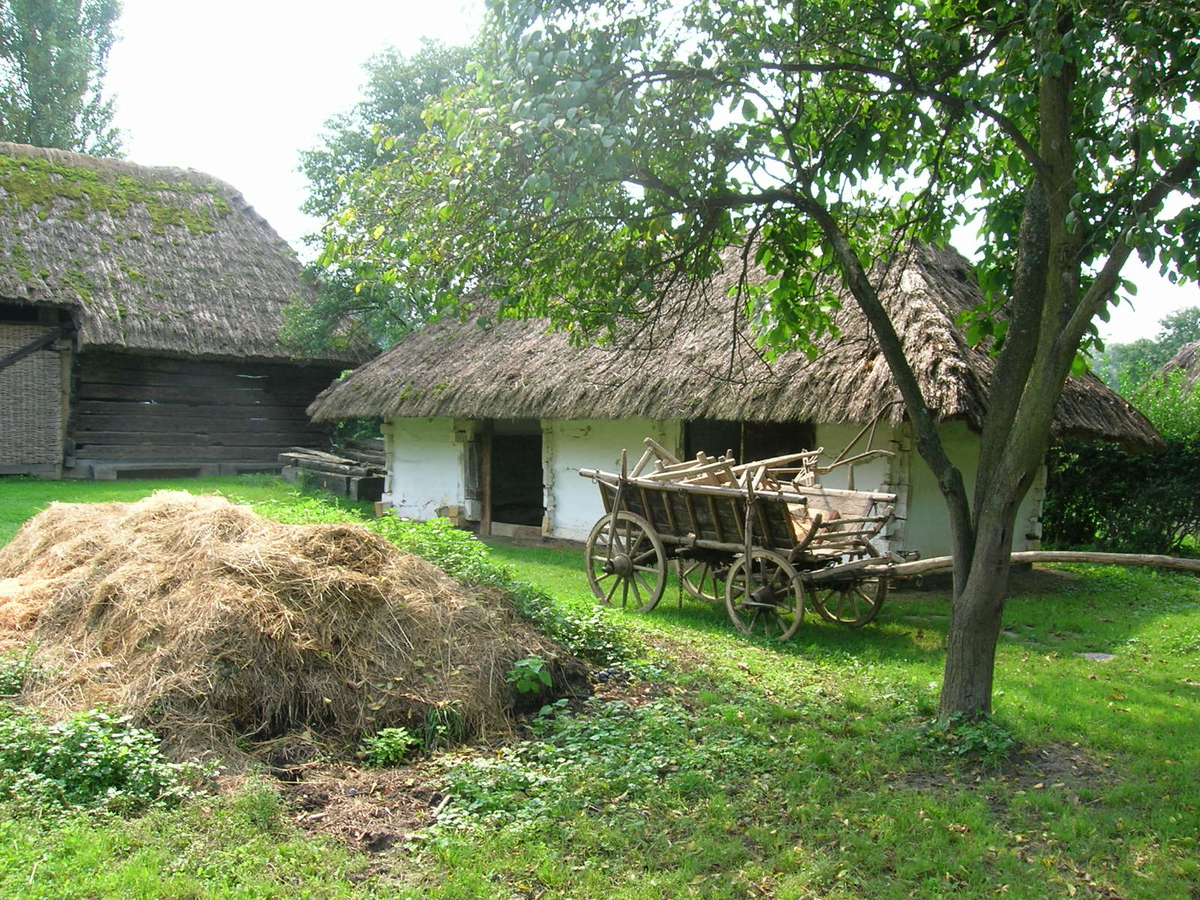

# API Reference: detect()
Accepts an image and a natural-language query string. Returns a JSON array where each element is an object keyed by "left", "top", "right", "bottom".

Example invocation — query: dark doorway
[
  {"left": 487, "top": 419, "right": 544, "bottom": 528},
  {"left": 684, "top": 419, "right": 817, "bottom": 466}
]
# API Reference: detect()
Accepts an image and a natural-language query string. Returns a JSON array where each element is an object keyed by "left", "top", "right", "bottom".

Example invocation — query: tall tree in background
[
  {"left": 288, "top": 40, "right": 473, "bottom": 351},
  {"left": 0, "top": 0, "right": 122, "bottom": 155},
  {"left": 323, "top": 0, "right": 1200, "bottom": 718},
  {"left": 1093, "top": 305, "right": 1200, "bottom": 391}
]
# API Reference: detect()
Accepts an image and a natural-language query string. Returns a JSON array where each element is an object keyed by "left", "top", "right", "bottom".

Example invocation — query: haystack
[{"left": 0, "top": 492, "right": 577, "bottom": 766}]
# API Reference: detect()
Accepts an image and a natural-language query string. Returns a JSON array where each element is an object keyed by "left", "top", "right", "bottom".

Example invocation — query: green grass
[
  {"left": 1, "top": 477, "right": 1198, "bottom": 899},
  {"left": 0, "top": 474, "right": 375, "bottom": 547}
]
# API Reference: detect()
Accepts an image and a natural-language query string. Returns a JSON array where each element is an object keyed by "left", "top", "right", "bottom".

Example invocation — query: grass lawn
[{"left": 1, "top": 476, "right": 1198, "bottom": 899}]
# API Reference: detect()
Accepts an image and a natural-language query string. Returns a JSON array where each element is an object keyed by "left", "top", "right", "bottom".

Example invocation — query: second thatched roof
[
  {"left": 0, "top": 142, "right": 369, "bottom": 366},
  {"left": 308, "top": 243, "right": 1158, "bottom": 448},
  {"left": 1158, "top": 341, "right": 1200, "bottom": 393}
]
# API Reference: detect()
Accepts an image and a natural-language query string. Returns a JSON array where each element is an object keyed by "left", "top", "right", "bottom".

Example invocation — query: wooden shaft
[{"left": 802, "top": 550, "right": 1200, "bottom": 584}]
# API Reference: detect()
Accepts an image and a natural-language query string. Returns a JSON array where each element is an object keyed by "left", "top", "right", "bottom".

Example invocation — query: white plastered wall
[
  {"left": 892, "top": 420, "right": 1045, "bottom": 559},
  {"left": 381, "top": 414, "right": 1046, "bottom": 556},
  {"left": 381, "top": 417, "right": 472, "bottom": 520},
  {"left": 543, "top": 418, "right": 681, "bottom": 542}
]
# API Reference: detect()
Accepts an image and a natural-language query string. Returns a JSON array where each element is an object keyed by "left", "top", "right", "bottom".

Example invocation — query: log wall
[{"left": 69, "top": 351, "right": 339, "bottom": 477}]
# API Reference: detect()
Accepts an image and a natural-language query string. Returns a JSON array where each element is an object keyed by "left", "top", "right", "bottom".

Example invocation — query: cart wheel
[
  {"left": 676, "top": 557, "right": 723, "bottom": 602},
  {"left": 724, "top": 549, "right": 804, "bottom": 641},
  {"left": 585, "top": 512, "right": 667, "bottom": 612},
  {"left": 809, "top": 551, "right": 888, "bottom": 627}
]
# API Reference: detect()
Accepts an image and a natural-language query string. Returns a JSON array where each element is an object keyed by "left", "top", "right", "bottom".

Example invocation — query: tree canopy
[
  {"left": 322, "top": 0, "right": 1200, "bottom": 716},
  {"left": 1092, "top": 304, "right": 1200, "bottom": 391},
  {"left": 287, "top": 40, "right": 473, "bottom": 352},
  {"left": 0, "top": 0, "right": 123, "bottom": 155}
]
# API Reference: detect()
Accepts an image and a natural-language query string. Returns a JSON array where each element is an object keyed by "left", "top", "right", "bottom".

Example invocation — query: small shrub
[
  {"left": 0, "top": 646, "right": 36, "bottom": 697},
  {"left": 0, "top": 707, "right": 203, "bottom": 814},
  {"left": 506, "top": 656, "right": 553, "bottom": 694},
  {"left": 922, "top": 712, "right": 1017, "bottom": 764},
  {"left": 361, "top": 726, "right": 422, "bottom": 766}
]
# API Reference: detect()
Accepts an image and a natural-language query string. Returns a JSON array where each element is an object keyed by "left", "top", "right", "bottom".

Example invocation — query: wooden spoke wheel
[
  {"left": 675, "top": 555, "right": 725, "bottom": 602},
  {"left": 585, "top": 512, "right": 667, "bottom": 612},
  {"left": 808, "top": 550, "right": 888, "bottom": 628},
  {"left": 724, "top": 549, "right": 805, "bottom": 641}
]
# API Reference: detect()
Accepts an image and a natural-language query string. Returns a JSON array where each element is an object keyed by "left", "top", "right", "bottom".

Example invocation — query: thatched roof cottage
[
  {"left": 0, "top": 142, "right": 370, "bottom": 479},
  {"left": 307, "top": 243, "right": 1157, "bottom": 557}
]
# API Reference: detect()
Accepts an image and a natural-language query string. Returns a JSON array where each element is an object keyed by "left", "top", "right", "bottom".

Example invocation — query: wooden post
[{"left": 480, "top": 418, "right": 493, "bottom": 537}]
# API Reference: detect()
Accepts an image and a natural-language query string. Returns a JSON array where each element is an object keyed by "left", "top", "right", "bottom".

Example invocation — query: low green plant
[
  {"left": 506, "top": 655, "right": 553, "bottom": 694},
  {"left": 369, "top": 514, "right": 503, "bottom": 583},
  {"left": 0, "top": 646, "right": 36, "bottom": 696},
  {"left": 922, "top": 712, "right": 1017, "bottom": 764},
  {"left": 0, "top": 706, "right": 203, "bottom": 814},
  {"left": 361, "top": 726, "right": 422, "bottom": 766},
  {"left": 423, "top": 702, "right": 468, "bottom": 751}
]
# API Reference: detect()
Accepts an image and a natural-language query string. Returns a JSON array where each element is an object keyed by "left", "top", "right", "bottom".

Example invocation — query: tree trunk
[{"left": 939, "top": 513, "right": 1017, "bottom": 717}]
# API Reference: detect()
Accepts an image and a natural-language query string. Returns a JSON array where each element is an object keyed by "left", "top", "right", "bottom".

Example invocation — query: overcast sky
[{"left": 103, "top": 0, "right": 1196, "bottom": 345}]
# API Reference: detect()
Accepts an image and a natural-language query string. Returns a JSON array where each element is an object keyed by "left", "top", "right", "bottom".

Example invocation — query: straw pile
[{"left": 0, "top": 492, "right": 576, "bottom": 766}]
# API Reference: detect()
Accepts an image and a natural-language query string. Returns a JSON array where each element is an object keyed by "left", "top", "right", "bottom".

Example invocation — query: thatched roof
[
  {"left": 308, "top": 242, "right": 1159, "bottom": 448},
  {"left": 1158, "top": 341, "right": 1200, "bottom": 392},
  {"left": 0, "top": 142, "right": 368, "bottom": 366}
]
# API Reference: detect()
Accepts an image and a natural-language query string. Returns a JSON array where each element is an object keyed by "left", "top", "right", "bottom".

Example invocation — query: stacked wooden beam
[{"left": 279, "top": 440, "right": 386, "bottom": 502}]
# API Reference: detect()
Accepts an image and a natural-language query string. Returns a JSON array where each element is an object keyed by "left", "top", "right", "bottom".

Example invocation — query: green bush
[
  {"left": 0, "top": 647, "right": 35, "bottom": 697},
  {"left": 0, "top": 707, "right": 203, "bottom": 814},
  {"left": 367, "top": 514, "right": 503, "bottom": 583},
  {"left": 361, "top": 726, "right": 422, "bottom": 766},
  {"left": 1044, "top": 372, "right": 1200, "bottom": 555}
]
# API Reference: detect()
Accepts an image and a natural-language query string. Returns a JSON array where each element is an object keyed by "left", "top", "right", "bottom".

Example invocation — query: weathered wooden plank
[
  {"left": 73, "top": 401, "right": 315, "bottom": 422},
  {"left": 277, "top": 453, "right": 370, "bottom": 477},
  {"left": 71, "top": 444, "right": 284, "bottom": 462},
  {"left": 75, "top": 430, "right": 323, "bottom": 448},
  {"left": 77, "top": 381, "right": 319, "bottom": 405},
  {"left": 79, "top": 351, "right": 341, "bottom": 382}
]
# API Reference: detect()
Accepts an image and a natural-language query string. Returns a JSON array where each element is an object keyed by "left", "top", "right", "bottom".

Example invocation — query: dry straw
[{"left": 0, "top": 492, "right": 570, "bottom": 767}]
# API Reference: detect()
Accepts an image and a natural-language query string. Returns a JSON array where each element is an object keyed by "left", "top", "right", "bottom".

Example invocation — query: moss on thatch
[
  {"left": 308, "top": 243, "right": 1159, "bottom": 448},
  {"left": 0, "top": 142, "right": 368, "bottom": 366}
]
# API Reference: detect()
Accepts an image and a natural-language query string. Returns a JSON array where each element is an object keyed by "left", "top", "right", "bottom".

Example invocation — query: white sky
[{"left": 103, "top": 0, "right": 1197, "bottom": 345}]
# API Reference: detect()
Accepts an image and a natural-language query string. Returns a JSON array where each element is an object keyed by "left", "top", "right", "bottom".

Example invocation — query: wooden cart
[{"left": 579, "top": 438, "right": 897, "bottom": 640}]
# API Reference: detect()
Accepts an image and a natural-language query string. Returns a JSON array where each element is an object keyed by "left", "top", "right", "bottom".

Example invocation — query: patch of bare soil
[
  {"left": 277, "top": 761, "right": 447, "bottom": 854},
  {"left": 891, "top": 740, "right": 1116, "bottom": 803},
  {"left": 274, "top": 663, "right": 684, "bottom": 853}
]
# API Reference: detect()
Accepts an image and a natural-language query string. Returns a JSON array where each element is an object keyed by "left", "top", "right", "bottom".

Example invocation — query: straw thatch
[
  {"left": 0, "top": 492, "right": 579, "bottom": 767},
  {"left": 0, "top": 142, "right": 367, "bottom": 366},
  {"left": 308, "top": 243, "right": 1158, "bottom": 447},
  {"left": 1158, "top": 341, "right": 1200, "bottom": 392}
]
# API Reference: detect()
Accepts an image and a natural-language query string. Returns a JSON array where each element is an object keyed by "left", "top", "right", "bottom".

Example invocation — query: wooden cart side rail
[
  {"left": 787, "top": 484, "right": 898, "bottom": 503},
  {"left": 803, "top": 550, "right": 1200, "bottom": 583},
  {"left": 580, "top": 468, "right": 812, "bottom": 506}
]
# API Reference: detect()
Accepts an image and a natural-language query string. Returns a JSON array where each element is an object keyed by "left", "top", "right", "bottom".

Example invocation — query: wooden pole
[{"left": 802, "top": 550, "right": 1200, "bottom": 583}]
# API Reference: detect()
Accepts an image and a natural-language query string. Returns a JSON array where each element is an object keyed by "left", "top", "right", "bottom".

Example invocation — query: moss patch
[{"left": 0, "top": 154, "right": 231, "bottom": 237}]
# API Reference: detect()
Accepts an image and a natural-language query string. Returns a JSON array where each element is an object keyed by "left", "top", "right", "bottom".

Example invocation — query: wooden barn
[
  {"left": 307, "top": 243, "right": 1158, "bottom": 558},
  {"left": 0, "top": 142, "right": 370, "bottom": 479}
]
